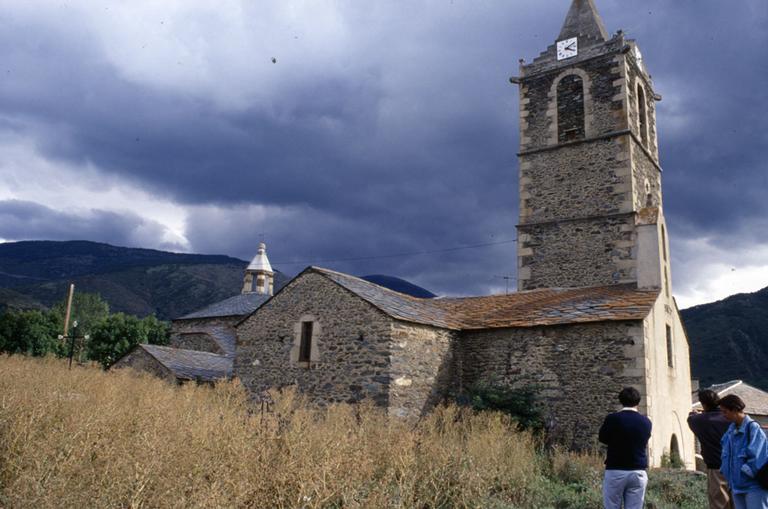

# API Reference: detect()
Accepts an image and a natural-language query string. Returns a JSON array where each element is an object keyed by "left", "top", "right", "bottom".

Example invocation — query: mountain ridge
[{"left": 0, "top": 240, "right": 435, "bottom": 320}]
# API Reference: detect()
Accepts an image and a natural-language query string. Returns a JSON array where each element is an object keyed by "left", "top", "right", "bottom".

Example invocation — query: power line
[{"left": 272, "top": 238, "right": 517, "bottom": 266}]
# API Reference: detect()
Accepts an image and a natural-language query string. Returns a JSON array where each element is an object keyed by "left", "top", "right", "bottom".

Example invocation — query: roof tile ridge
[
  {"left": 142, "top": 344, "right": 231, "bottom": 359},
  {"left": 723, "top": 380, "right": 743, "bottom": 392},
  {"left": 436, "top": 286, "right": 565, "bottom": 303},
  {"left": 311, "top": 266, "right": 431, "bottom": 302}
]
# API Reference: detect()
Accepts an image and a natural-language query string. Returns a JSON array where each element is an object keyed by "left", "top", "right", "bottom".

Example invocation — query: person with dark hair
[
  {"left": 719, "top": 394, "right": 768, "bottom": 509},
  {"left": 599, "top": 387, "right": 652, "bottom": 509},
  {"left": 689, "top": 389, "right": 734, "bottom": 509}
]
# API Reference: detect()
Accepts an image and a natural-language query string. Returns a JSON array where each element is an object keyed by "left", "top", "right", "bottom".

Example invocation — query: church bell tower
[{"left": 513, "top": 0, "right": 669, "bottom": 294}]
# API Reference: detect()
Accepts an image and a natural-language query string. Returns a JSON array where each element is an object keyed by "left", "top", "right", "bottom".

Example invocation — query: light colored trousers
[
  {"left": 603, "top": 469, "right": 648, "bottom": 509},
  {"left": 707, "top": 468, "right": 734, "bottom": 509},
  {"left": 732, "top": 489, "right": 768, "bottom": 509}
]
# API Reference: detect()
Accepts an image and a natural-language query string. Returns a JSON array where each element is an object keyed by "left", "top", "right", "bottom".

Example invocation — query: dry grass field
[{"left": 0, "top": 355, "right": 705, "bottom": 508}]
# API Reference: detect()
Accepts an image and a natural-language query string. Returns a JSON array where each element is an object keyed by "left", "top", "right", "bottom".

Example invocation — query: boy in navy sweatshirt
[{"left": 599, "top": 387, "right": 652, "bottom": 509}]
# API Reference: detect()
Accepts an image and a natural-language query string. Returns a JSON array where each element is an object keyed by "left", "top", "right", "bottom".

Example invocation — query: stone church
[
  {"left": 234, "top": 0, "right": 695, "bottom": 468},
  {"left": 112, "top": 243, "right": 280, "bottom": 383}
]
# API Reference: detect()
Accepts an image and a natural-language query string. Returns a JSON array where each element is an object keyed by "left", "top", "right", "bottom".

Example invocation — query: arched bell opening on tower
[
  {"left": 637, "top": 84, "right": 649, "bottom": 147},
  {"left": 557, "top": 74, "right": 586, "bottom": 143}
]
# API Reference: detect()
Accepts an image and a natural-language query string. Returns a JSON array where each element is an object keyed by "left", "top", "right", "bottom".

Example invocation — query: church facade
[{"left": 234, "top": 0, "right": 694, "bottom": 468}]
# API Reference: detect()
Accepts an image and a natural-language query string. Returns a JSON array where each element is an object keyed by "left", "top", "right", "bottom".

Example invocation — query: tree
[
  {"left": 87, "top": 313, "right": 170, "bottom": 368},
  {"left": 52, "top": 292, "right": 109, "bottom": 336},
  {"left": 0, "top": 309, "right": 63, "bottom": 357}
]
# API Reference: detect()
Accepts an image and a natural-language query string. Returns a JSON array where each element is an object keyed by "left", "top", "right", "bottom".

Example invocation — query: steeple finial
[{"left": 558, "top": 0, "right": 608, "bottom": 42}]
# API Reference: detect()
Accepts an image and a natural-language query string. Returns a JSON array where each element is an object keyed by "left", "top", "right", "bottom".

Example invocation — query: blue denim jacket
[{"left": 720, "top": 415, "right": 768, "bottom": 494}]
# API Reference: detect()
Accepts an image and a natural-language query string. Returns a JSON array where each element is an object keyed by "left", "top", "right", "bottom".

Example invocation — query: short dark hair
[
  {"left": 698, "top": 389, "right": 720, "bottom": 410},
  {"left": 618, "top": 387, "right": 641, "bottom": 407},
  {"left": 718, "top": 394, "right": 746, "bottom": 412}
]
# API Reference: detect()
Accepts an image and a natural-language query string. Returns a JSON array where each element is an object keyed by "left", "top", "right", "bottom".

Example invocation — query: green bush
[
  {"left": 463, "top": 381, "right": 545, "bottom": 432},
  {"left": 0, "top": 309, "right": 63, "bottom": 356},
  {"left": 88, "top": 313, "right": 170, "bottom": 367}
]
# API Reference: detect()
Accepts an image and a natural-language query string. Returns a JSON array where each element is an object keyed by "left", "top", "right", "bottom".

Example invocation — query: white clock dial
[{"left": 557, "top": 37, "right": 578, "bottom": 61}]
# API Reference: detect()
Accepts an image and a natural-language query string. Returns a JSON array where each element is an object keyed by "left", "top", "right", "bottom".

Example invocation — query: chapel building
[
  {"left": 233, "top": 0, "right": 695, "bottom": 467},
  {"left": 112, "top": 243, "right": 281, "bottom": 383}
]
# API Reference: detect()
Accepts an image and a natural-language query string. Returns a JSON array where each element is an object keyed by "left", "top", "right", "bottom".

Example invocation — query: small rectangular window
[
  {"left": 666, "top": 325, "right": 674, "bottom": 368},
  {"left": 299, "top": 321, "right": 313, "bottom": 362}
]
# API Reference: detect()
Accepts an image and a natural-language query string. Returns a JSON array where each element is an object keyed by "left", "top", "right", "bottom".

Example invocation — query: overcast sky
[{"left": 0, "top": 0, "right": 766, "bottom": 308}]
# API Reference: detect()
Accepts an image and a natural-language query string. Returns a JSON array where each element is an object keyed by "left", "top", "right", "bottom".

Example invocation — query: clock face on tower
[{"left": 557, "top": 37, "right": 578, "bottom": 60}]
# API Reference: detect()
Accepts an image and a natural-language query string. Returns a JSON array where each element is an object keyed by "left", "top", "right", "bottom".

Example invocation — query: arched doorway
[{"left": 669, "top": 434, "right": 682, "bottom": 468}]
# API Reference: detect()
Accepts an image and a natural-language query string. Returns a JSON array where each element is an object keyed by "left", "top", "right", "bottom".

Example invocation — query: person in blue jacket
[{"left": 719, "top": 394, "right": 768, "bottom": 509}]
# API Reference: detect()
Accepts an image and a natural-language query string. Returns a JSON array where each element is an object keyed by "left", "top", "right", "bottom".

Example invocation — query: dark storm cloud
[
  {"left": 0, "top": 199, "right": 180, "bottom": 251},
  {"left": 1, "top": 1, "right": 766, "bottom": 297}
]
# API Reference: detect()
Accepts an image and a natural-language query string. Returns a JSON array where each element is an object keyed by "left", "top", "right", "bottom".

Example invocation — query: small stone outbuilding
[{"left": 111, "top": 344, "right": 232, "bottom": 384}]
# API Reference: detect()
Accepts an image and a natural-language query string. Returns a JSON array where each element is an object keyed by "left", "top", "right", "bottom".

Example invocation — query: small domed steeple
[{"left": 242, "top": 242, "right": 274, "bottom": 295}]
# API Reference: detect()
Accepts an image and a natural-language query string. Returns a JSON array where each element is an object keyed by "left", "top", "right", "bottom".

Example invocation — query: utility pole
[
  {"left": 62, "top": 283, "right": 75, "bottom": 337},
  {"left": 495, "top": 275, "right": 516, "bottom": 295}
]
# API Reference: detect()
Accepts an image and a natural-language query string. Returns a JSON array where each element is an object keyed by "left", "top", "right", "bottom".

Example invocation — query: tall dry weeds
[{"left": 0, "top": 355, "right": 544, "bottom": 508}]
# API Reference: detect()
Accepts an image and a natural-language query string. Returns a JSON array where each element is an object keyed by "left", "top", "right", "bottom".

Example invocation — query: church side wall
[
  {"left": 644, "top": 297, "right": 696, "bottom": 468},
  {"left": 234, "top": 273, "right": 394, "bottom": 408},
  {"left": 459, "top": 321, "right": 646, "bottom": 450},
  {"left": 389, "top": 322, "right": 457, "bottom": 418}
]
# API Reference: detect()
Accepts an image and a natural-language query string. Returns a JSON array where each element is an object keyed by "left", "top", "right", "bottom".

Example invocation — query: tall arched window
[
  {"left": 637, "top": 84, "right": 648, "bottom": 146},
  {"left": 557, "top": 75, "right": 585, "bottom": 143}
]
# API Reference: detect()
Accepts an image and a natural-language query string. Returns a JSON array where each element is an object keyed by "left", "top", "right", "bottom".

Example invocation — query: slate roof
[
  {"left": 312, "top": 267, "right": 659, "bottom": 331},
  {"left": 178, "top": 292, "right": 271, "bottom": 320},
  {"left": 140, "top": 344, "right": 232, "bottom": 382},
  {"left": 693, "top": 380, "right": 768, "bottom": 416}
]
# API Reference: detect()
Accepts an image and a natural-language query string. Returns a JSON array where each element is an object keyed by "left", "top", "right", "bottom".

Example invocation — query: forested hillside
[
  {"left": 682, "top": 287, "right": 768, "bottom": 391},
  {"left": 0, "top": 240, "right": 288, "bottom": 319}
]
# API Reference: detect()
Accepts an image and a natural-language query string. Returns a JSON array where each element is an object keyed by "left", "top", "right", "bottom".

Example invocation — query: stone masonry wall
[
  {"left": 112, "top": 347, "right": 177, "bottom": 383},
  {"left": 171, "top": 317, "right": 240, "bottom": 355},
  {"left": 519, "top": 137, "right": 632, "bottom": 224},
  {"left": 235, "top": 273, "right": 395, "bottom": 408},
  {"left": 172, "top": 332, "right": 222, "bottom": 354},
  {"left": 518, "top": 213, "right": 636, "bottom": 290},
  {"left": 459, "top": 321, "right": 646, "bottom": 449},
  {"left": 631, "top": 138, "right": 662, "bottom": 211},
  {"left": 389, "top": 322, "right": 457, "bottom": 418}
]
